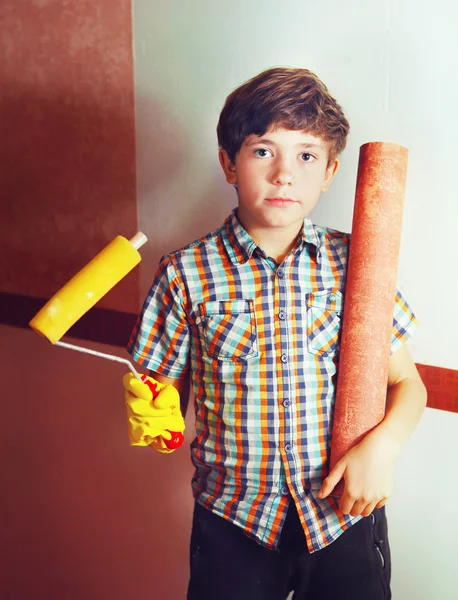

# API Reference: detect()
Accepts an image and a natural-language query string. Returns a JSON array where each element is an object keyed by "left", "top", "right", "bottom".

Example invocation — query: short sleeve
[
  {"left": 127, "top": 256, "right": 190, "bottom": 378},
  {"left": 390, "top": 287, "right": 418, "bottom": 355}
]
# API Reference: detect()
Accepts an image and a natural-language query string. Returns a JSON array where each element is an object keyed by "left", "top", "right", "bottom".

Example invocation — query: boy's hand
[
  {"left": 318, "top": 428, "right": 402, "bottom": 516},
  {"left": 123, "top": 373, "right": 185, "bottom": 453}
]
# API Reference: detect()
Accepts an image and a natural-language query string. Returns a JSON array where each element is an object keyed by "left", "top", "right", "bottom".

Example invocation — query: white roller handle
[
  {"left": 56, "top": 341, "right": 143, "bottom": 381},
  {"left": 129, "top": 232, "right": 148, "bottom": 250}
]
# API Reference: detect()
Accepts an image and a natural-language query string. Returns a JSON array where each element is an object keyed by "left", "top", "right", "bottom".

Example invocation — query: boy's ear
[
  {"left": 321, "top": 159, "right": 340, "bottom": 192},
  {"left": 218, "top": 149, "right": 237, "bottom": 184}
]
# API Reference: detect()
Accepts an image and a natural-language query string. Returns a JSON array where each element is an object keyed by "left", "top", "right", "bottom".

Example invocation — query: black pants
[{"left": 187, "top": 500, "right": 391, "bottom": 600}]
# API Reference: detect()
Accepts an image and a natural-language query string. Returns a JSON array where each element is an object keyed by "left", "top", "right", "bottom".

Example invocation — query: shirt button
[
  {"left": 285, "top": 443, "right": 292, "bottom": 452},
  {"left": 329, "top": 293, "right": 336, "bottom": 302},
  {"left": 281, "top": 486, "right": 289, "bottom": 496},
  {"left": 283, "top": 398, "right": 291, "bottom": 408},
  {"left": 277, "top": 269, "right": 284, "bottom": 278},
  {"left": 281, "top": 354, "right": 288, "bottom": 363},
  {"left": 278, "top": 310, "right": 286, "bottom": 320}
]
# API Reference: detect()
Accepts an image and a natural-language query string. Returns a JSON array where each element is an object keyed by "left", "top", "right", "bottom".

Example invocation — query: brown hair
[{"left": 217, "top": 67, "right": 349, "bottom": 164}]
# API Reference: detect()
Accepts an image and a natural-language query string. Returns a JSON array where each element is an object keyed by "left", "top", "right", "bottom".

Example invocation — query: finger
[
  {"left": 154, "top": 385, "right": 180, "bottom": 410},
  {"left": 375, "top": 498, "right": 388, "bottom": 509},
  {"left": 122, "top": 372, "right": 133, "bottom": 389},
  {"left": 128, "top": 424, "right": 169, "bottom": 445},
  {"left": 349, "top": 500, "right": 368, "bottom": 516},
  {"left": 361, "top": 502, "right": 378, "bottom": 517},
  {"left": 125, "top": 393, "right": 173, "bottom": 417},
  {"left": 130, "top": 413, "right": 184, "bottom": 432},
  {"left": 338, "top": 494, "right": 356, "bottom": 515},
  {"left": 318, "top": 461, "right": 346, "bottom": 499},
  {"left": 150, "top": 436, "right": 175, "bottom": 454},
  {"left": 123, "top": 372, "right": 139, "bottom": 393},
  {"left": 123, "top": 374, "right": 153, "bottom": 401}
]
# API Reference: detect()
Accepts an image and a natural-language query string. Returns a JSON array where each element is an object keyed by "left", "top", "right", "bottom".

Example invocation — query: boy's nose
[{"left": 271, "top": 161, "right": 294, "bottom": 186}]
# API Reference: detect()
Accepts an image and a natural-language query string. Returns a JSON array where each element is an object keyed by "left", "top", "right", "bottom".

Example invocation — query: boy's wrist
[{"left": 364, "top": 423, "right": 403, "bottom": 460}]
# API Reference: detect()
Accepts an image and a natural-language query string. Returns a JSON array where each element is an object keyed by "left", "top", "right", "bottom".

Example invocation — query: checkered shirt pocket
[
  {"left": 306, "top": 289, "right": 343, "bottom": 356},
  {"left": 198, "top": 299, "right": 258, "bottom": 361}
]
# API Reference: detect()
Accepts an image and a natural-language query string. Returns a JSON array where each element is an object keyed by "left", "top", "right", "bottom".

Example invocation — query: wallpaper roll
[{"left": 329, "top": 142, "right": 408, "bottom": 490}]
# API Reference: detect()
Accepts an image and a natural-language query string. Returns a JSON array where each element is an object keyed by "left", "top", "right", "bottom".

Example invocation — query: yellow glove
[{"left": 123, "top": 372, "right": 185, "bottom": 454}]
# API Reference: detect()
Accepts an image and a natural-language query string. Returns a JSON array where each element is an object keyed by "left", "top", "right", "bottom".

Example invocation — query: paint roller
[
  {"left": 329, "top": 142, "right": 408, "bottom": 496},
  {"left": 29, "top": 232, "right": 184, "bottom": 449}
]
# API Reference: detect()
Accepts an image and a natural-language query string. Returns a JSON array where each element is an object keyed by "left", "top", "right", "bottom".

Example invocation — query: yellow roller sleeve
[{"left": 29, "top": 234, "right": 145, "bottom": 344}]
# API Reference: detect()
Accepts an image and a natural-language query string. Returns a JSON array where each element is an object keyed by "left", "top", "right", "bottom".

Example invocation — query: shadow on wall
[
  {"left": 0, "top": 82, "right": 138, "bottom": 312},
  {"left": 134, "top": 93, "right": 237, "bottom": 284}
]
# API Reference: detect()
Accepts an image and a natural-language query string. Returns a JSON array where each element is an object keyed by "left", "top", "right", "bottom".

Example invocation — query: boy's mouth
[{"left": 265, "top": 197, "right": 296, "bottom": 206}]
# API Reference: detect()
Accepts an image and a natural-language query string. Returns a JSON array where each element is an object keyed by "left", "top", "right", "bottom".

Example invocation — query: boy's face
[{"left": 219, "top": 127, "right": 339, "bottom": 238}]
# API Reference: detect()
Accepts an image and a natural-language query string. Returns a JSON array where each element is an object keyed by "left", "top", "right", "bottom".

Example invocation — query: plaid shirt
[{"left": 128, "top": 209, "right": 417, "bottom": 552}]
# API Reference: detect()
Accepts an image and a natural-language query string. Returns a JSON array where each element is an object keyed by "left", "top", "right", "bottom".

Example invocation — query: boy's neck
[{"left": 242, "top": 221, "right": 303, "bottom": 264}]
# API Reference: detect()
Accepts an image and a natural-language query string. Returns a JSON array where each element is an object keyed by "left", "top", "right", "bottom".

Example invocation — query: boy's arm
[
  {"left": 319, "top": 345, "right": 427, "bottom": 515},
  {"left": 373, "top": 345, "right": 427, "bottom": 452},
  {"left": 148, "top": 370, "right": 191, "bottom": 418}
]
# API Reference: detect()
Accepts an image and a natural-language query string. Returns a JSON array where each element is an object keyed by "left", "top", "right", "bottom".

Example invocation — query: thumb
[
  {"left": 318, "top": 460, "right": 346, "bottom": 499},
  {"left": 122, "top": 372, "right": 153, "bottom": 401}
]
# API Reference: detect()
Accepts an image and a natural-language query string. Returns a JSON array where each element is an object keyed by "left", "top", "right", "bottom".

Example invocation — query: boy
[{"left": 124, "top": 67, "right": 427, "bottom": 599}]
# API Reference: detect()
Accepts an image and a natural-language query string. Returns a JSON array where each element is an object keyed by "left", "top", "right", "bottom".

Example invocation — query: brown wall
[
  {"left": 0, "top": 3, "right": 193, "bottom": 598},
  {"left": 0, "top": 326, "right": 194, "bottom": 599},
  {"left": 1, "top": 0, "right": 138, "bottom": 313}
]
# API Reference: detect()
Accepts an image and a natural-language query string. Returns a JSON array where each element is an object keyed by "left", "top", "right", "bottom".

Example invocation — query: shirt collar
[
  {"left": 223, "top": 209, "right": 321, "bottom": 265},
  {"left": 301, "top": 215, "right": 320, "bottom": 250}
]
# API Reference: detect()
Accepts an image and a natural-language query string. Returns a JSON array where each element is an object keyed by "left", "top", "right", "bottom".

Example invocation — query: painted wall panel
[
  {"left": 0, "top": 0, "right": 138, "bottom": 313},
  {"left": 0, "top": 325, "right": 194, "bottom": 599}
]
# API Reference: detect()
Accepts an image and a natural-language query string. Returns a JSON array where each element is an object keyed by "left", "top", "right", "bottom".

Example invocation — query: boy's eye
[
  {"left": 301, "top": 153, "right": 315, "bottom": 162},
  {"left": 253, "top": 148, "right": 272, "bottom": 158}
]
